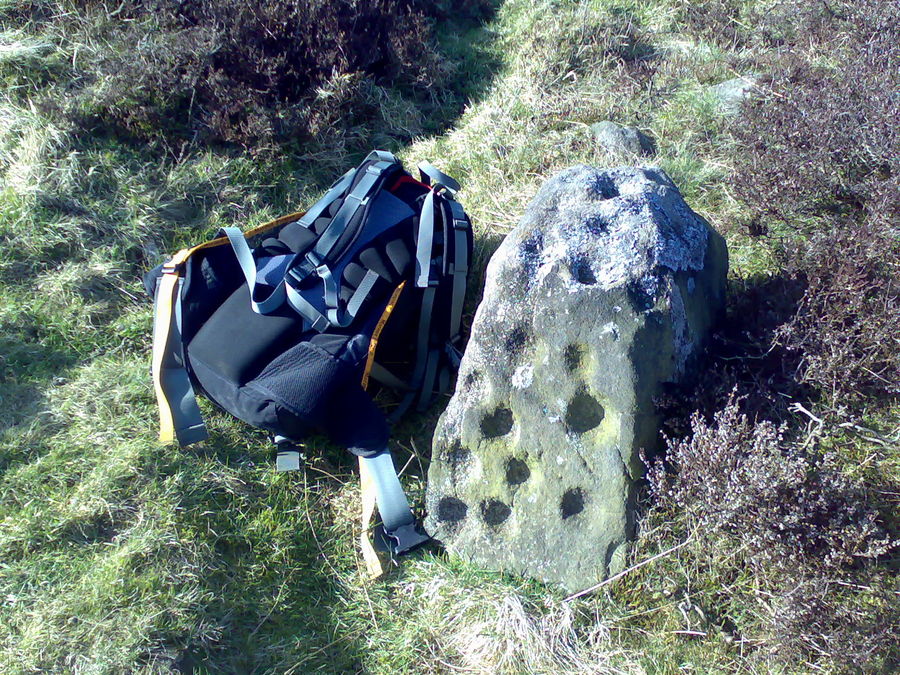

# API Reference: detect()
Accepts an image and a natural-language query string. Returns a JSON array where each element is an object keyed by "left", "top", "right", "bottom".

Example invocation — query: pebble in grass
[
  {"left": 708, "top": 75, "right": 759, "bottom": 115},
  {"left": 425, "top": 165, "right": 728, "bottom": 592},
  {"left": 590, "top": 121, "right": 656, "bottom": 157}
]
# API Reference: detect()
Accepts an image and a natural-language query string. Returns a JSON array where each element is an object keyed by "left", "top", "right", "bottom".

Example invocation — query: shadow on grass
[
  {"left": 0, "top": 314, "right": 78, "bottom": 434},
  {"left": 656, "top": 271, "right": 811, "bottom": 441},
  {"left": 137, "top": 438, "right": 369, "bottom": 674}
]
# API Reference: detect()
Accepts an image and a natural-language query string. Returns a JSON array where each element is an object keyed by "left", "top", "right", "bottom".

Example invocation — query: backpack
[{"left": 145, "top": 150, "right": 473, "bottom": 570}]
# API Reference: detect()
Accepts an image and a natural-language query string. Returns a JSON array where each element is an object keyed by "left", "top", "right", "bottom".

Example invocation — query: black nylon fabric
[
  {"left": 189, "top": 284, "right": 303, "bottom": 385},
  {"left": 247, "top": 336, "right": 388, "bottom": 454}
]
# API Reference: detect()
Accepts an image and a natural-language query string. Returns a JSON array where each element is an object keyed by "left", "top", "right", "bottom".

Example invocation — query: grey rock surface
[
  {"left": 425, "top": 165, "right": 727, "bottom": 592},
  {"left": 590, "top": 121, "right": 655, "bottom": 156},
  {"left": 709, "top": 75, "right": 758, "bottom": 114}
]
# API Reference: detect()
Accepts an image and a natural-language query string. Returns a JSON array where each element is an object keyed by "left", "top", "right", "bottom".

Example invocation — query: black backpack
[{"left": 146, "top": 150, "right": 472, "bottom": 565}]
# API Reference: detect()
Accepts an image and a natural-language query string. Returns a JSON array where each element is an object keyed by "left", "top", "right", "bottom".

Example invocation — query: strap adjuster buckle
[
  {"left": 452, "top": 218, "right": 468, "bottom": 231},
  {"left": 305, "top": 250, "right": 323, "bottom": 268},
  {"left": 445, "top": 338, "right": 463, "bottom": 368},
  {"left": 376, "top": 522, "right": 431, "bottom": 556}
]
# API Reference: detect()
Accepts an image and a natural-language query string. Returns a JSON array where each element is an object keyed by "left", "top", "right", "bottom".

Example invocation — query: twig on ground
[{"left": 564, "top": 539, "right": 690, "bottom": 602}]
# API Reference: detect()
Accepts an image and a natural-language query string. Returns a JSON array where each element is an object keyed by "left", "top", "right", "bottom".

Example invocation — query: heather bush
[
  {"left": 673, "top": 0, "right": 764, "bottom": 48},
  {"left": 770, "top": 575, "right": 900, "bottom": 669},
  {"left": 649, "top": 401, "right": 893, "bottom": 572},
  {"left": 729, "top": 0, "right": 900, "bottom": 404},
  {"left": 59, "top": 0, "right": 496, "bottom": 147},
  {"left": 646, "top": 400, "right": 898, "bottom": 670}
]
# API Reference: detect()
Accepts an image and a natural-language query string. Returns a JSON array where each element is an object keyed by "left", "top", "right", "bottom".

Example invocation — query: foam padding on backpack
[
  {"left": 359, "top": 248, "right": 394, "bottom": 282},
  {"left": 188, "top": 284, "right": 304, "bottom": 385},
  {"left": 384, "top": 239, "right": 411, "bottom": 276},
  {"left": 277, "top": 223, "right": 317, "bottom": 254}
]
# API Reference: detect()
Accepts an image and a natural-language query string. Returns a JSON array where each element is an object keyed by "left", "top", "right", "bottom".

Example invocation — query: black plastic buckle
[
  {"left": 452, "top": 218, "right": 469, "bottom": 231},
  {"left": 273, "top": 436, "right": 306, "bottom": 472},
  {"left": 375, "top": 522, "right": 431, "bottom": 557}
]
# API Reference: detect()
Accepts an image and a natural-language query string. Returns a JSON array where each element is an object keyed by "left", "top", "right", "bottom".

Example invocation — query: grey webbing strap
[
  {"left": 360, "top": 450, "right": 415, "bottom": 534},
  {"left": 417, "top": 348, "right": 441, "bottom": 411},
  {"left": 311, "top": 160, "right": 392, "bottom": 261},
  {"left": 438, "top": 364, "right": 452, "bottom": 394},
  {"left": 286, "top": 158, "right": 393, "bottom": 307},
  {"left": 299, "top": 168, "right": 355, "bottom": 229},
  {"left": 389, "top": 391, "right": 416, "bottom": 424},
  {"left": 389, "top": 283, "right": 436, "bottom": 422},
  {"left": 369, "top": 362, "right": 415, "bottom": 391},
  {"left": 411, "top": 285, "right": 436, "bottom": 387},
  {"left": 223, "top": 227, "right": 287, "bottom": 314},
  {"left": 414, "top": 189, "right": 436, "bottom": 288},
  {"left": 326, "top": 268, "right": 380, "bottom": 328},
  {"left": 318, "top": 263, "right": 340, "bottom": 310},
  {"left": 417, "top": 161, "right": 460, "bottom": 194},
  {"left": 448, "top": 200, "right": 469, "bottom": 343},
  {"left": 154, "top": 277, "right": 208, "bottom": 446},
  {"left": 345, "top": 269, "right": 380, "bottom": 319},
  {"left": 285, "top": 283, "right": 329, "bottom": 332},
  {"left": 368, "top": 149, "right": 398, "bottom": 163}
]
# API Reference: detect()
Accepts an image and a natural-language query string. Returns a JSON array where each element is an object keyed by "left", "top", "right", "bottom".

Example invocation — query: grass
[{"left": 1, "top": 0, "right": 896, "bottom": 673}]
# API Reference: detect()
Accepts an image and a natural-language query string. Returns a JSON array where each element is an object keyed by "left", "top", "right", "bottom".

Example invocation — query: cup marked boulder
[{"left": 426, "top": 165, "right": 728, "bottom": 592}]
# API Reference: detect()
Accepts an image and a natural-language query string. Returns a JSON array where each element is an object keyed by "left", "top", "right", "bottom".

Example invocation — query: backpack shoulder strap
[
  {"left": 151, "top": 213, "right": 302, "bottom": 446},
  {"left": 151, "top": 249, "right": 208, "bottom": 446}
]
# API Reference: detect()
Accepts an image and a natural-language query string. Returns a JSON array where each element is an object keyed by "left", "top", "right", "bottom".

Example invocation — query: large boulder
[{"left": 425, "top": 166, "right": 727, "bottom": 592}]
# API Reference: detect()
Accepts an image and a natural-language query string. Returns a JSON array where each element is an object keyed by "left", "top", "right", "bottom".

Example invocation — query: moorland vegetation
[{"left": 1, "top": 0, "right": 897, "bottom": 672}]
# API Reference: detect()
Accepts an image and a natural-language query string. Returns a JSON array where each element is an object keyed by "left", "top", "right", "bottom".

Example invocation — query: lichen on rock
[{"left": 426, "top": 165, "right": 728, "bottom": 592}]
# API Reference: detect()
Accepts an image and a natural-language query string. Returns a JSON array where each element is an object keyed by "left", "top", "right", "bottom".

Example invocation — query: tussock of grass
[{"left": 362, "top": 560, "right": 642, "bottom": 674}]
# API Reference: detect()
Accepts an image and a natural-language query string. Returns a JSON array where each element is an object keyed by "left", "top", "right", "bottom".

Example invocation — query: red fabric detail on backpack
[{"left": 387, "top": 174, "right": 429, "bottom": 193}]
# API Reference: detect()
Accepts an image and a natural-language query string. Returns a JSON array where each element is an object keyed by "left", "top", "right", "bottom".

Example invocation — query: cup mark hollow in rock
[
  {"left": 564, "top": 344, "right": 587, "bottom": 373},
  {"left": 565, "top": 390, "right": 604, "bottom": 433},
  {"left": 481, "top": 407, "right": 514, "bottom": 438},
  {"left": 437, "top": 497, "right": 468, "bottom": 523},
  {"left": 570, "top": 256, "right": 597, "bottom": 285},
  {"left": 505, "top": 457, "right": 530, "bottom": 486},
  {"left": 561, "top": 488, "right": 585, "bottom": 519},
  {"left": 463, "top": 370, "right": 481, "bottom": 390},
  {"left": 505, "top": 326, "right": 528, "bottom": 354},
  {"left": 444, "top": 441, "right": 471, "bottom": 466},
  {"left": 481, "top": 499, "right": 512, "bottom": 526}
]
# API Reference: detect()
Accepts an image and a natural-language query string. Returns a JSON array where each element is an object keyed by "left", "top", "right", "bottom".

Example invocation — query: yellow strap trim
[
  {"left": 180, "top": 210, "right": 306, "bottom": 258},
  {"left": 151, "top": 270, "right": 180, "bottom": 444},
  {"left": 361, "top": 281, "right": 407, "bottom": 391},
  {"left": 359, "top": 456, "right": 386, "bottom": 579}
]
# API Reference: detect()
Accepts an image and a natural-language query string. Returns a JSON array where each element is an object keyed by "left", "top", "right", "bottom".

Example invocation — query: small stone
[
  {"left": 426, "top": 165, "right": 727, "bottom": 591},
  {"left": 709, "top": 75, "right": 758, "bottom": 114},
  {"left": 590, "top": 121, "right": 656, "bottom": 157}
]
